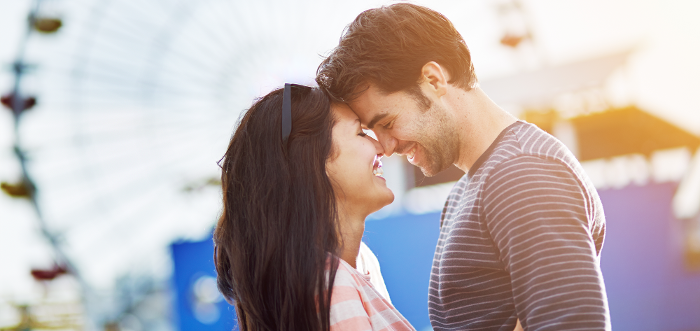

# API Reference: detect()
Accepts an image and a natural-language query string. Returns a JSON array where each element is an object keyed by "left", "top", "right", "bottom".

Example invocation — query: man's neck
[{"left": 451, "top": 87, "right": 517, "bottom": 173}]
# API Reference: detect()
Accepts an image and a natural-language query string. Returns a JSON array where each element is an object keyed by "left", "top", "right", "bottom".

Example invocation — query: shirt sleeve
[{"left": 482, "top": 156, "right": 611, "bottom": 331}]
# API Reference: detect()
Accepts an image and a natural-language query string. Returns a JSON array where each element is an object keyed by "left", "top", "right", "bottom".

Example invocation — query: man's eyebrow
[{"left": 367, "top": 113, "right": 388, "bottom": 130}]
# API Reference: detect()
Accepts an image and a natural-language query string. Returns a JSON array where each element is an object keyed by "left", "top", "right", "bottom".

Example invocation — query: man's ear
[{"left": 420, "top": 61, "right": 449, "bottom": 97}]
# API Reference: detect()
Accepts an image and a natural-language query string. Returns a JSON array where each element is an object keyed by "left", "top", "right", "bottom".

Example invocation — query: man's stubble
[{"left": 414, "top": 102, "right": 460, "bottom": 177}]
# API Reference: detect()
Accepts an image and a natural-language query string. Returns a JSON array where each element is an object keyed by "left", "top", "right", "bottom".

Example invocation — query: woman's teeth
[{"left": 373, "top": 156, "right": 384, "bottom": 177}]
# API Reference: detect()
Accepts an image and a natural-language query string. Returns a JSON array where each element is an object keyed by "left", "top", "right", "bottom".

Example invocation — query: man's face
[{"left": 348, "top": 84, "right": 459, "bottom": 177}]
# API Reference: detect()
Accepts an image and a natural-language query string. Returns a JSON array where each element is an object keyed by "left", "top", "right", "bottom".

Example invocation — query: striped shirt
[
  {"left": 329, "top": 258, "right": 415, "bottom": 331},
  {"left": 428, "top": 121, "right": 611, "bottom": 331}
]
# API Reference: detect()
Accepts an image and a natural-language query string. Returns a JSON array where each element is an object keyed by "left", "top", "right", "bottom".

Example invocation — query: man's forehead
[
  {"left": 349, "top": 82, "right": 388, "bottom": 105},
  {"left": 348, "top": 85, "right": 389, "bottom": 125},
  {"left": 347, "top": 101, "right": 385, "bottom": 128}
]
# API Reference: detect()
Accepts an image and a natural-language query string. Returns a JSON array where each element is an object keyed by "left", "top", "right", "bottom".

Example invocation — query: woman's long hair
[{"left": 214, "top": 86, "right": 340, "bottom": 331}]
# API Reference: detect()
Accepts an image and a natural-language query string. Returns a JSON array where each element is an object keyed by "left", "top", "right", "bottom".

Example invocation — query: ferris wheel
[
  {"left": 7, "top": 1, "right": 516, "bottom": 328},
  {"left": 14, "top": 0, "right": 385, "bottom": 293}
]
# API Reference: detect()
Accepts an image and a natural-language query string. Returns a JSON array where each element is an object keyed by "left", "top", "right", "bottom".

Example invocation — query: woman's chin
[
  {"left": 383, "top": 188, "right": 395, "bottom": 206},
  {"left": 368, "top": 187, "right": 394, "bottom": 214}
]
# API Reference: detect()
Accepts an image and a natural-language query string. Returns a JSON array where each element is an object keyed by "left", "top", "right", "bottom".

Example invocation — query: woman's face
[{"left": 326, "top": 103, "right": 394, "bottom": 215}]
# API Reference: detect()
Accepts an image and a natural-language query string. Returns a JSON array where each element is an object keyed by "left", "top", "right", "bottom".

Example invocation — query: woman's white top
[{"left": 355, "top": 241, "right": 391, "bottom": 304}]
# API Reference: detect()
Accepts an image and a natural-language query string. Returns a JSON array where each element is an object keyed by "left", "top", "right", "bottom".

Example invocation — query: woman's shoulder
[
  {"left": 329, "top": 259, "right": 415, "bottom": 330},
  {"left": 331, "top": 258, "right": 371, "bottom": 291},
  {"left": 330, "top": 258, "right": 389, "bottom": 307}
]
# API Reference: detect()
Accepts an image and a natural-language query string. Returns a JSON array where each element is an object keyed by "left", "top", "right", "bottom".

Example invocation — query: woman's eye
[
  {"left": 364, "top": 130, "right": 378, "bottom": 140},
  {"left": 358, "top": 131, "right": 367, "bottom": 137}
]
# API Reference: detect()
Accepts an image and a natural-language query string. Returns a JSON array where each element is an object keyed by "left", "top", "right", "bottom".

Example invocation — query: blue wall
[
  {"left": 171, "top": 182, "right": 700, "bottom": 331},
  {"left": 171, "top": 239, "right": 237, "bottom": 331},
  {"left": 363, "top": 212, "right": 441, "bottom": 331},
  {"left": 362, "top": 182, "right": 700, "bottom": 331},
  {"left": 598, "top": 182, "right": 700, "bottom": 331}
]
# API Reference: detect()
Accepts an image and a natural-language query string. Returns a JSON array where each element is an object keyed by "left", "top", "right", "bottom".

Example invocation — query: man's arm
[{"left": 483, "top": 156, "right": 610, "bottom": 331}]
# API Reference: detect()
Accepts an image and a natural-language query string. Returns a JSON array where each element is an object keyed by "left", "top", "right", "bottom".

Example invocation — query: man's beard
[{"left": 415, "top": 103, "right": 458, "bottom": 177}]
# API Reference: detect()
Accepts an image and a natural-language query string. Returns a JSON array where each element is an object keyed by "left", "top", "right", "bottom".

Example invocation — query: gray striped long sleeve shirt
[{"left": 428, "top": 121, "right": 610, "bottom": 331}]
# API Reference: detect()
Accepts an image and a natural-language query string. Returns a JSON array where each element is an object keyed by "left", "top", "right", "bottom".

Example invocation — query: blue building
[
  {"left": 170, "top": 108, "right": 700, "bottom": 331},
  {"left": 171, "top": 180, "right": 700, "bottom": 331}
]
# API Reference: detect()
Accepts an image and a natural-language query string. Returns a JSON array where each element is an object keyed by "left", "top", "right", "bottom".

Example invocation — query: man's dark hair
[{"left": 316, "top": 3, "right": 478, "bottom": 102}]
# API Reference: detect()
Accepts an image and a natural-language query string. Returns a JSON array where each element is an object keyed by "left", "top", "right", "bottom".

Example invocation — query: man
[{"left": 316, "top": 3, "right": 611, "bottom": 331}]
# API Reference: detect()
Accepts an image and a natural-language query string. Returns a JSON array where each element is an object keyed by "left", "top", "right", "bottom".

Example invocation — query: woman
[{"left": 214, "top": 84, "right": 414, "bottom": 331}]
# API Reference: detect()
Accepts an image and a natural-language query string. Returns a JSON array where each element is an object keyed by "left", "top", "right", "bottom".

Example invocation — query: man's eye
[{"left": 383, "top": 120, "right": 394, "bottom": 129}]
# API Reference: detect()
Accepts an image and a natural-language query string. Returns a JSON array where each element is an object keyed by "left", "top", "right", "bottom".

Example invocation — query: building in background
[
  {"left": 169, "top": 104, "right": 700, "bottom": 331},
  {"left": 170, "top": 239, "right": 235, "bottom": 331}
]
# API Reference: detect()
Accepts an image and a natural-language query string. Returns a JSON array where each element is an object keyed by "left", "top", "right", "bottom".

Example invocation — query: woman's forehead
[{"left": 331, "top": 103, "right": 360, "bottom": 126}]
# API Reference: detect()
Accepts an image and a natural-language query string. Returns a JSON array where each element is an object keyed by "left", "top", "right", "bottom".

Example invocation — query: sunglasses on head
[
  {"left": 218, "top": 83, "right": 312, "bottom": 169},
  {"left": 281, "top": 83, "right": 312, "bottom": 146}
]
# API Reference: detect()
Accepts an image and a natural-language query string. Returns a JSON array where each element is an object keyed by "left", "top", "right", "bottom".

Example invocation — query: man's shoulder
[
  {"left": 469, "top": 121, "right": 543, "bottom": 181},
  {"left": 443, "top": 122, "right": 536, "bottom": 207},
  {"left": 493, "top": 121, "right": 572, "bottom": 162},
  {"left": 443, "top": 121, "right": 595, "bottom": 216},
  {"left": 508, "top": 121, "right": 580, "bottom": 168},
  {"left": 479, "top": 122, "right": 584, "bottom": 184}
]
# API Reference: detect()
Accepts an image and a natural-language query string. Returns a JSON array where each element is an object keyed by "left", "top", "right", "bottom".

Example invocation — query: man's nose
[
  {"left": 375, "top": 130, "right": 398, "bottom": 156},
  {"left": 371, "top": 137, "right": 386, "bottom": 157}
]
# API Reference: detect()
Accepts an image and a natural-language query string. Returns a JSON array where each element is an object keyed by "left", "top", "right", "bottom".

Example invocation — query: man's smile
[
  {"left": 396, "top": 143, "right": 418, "bottom": 164},
  {"left": 406, "top": 146, "right": 417, "bottom": 164}
]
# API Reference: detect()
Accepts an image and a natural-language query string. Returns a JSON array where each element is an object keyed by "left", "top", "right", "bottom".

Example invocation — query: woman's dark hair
[
  {"left": 214, "top": 86, "right": 340, "bottom": 331},
  {"left": 316, "top": 3, "right": 478, "bottom": 102}
]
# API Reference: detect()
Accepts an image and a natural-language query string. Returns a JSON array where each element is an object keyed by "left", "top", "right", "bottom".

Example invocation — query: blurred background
[{"left": 1, "top": 0, "right": 699, "bottom": 330}]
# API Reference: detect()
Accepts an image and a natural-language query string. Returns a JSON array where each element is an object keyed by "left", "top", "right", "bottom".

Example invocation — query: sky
[{"left": 1, "top": 0, "right": 699, "bottom": 303}]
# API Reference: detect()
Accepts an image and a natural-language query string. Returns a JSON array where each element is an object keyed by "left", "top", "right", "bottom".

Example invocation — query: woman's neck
[{"left": 337, "top": 204, "right": 367, "bottom": 268}]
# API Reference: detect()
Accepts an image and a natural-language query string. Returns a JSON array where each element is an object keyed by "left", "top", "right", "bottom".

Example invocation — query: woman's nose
[
  {"left": 370, "top": 136, "right": 386, "bottom": 157},
  {"left": 374, "top": 130, "right": 397, "bottom": 156}
]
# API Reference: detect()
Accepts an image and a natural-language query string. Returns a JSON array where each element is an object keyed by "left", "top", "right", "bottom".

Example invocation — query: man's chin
[
  {"left": 418, "top": 165, "right": 442, "bottom": 178},
  {"left": 417, "top": 159, "right": 451, "bottom": 178}
]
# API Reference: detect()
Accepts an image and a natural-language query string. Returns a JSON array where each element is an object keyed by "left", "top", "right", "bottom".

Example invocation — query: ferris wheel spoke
[
  {"left": 38, "top": 122, "right": 229, "bottom": 190},
  {"left": 132, "top": 3, "right": 241, "bottom": 74},
  {"left": 200, "top": 1, "right": 242, "bottom": 53},
  {"left": 64, "top": 179, "right": 184, "bottom": 253},
  {"left": 33, "top": 110, "right": 236, "bottom": 152},
  {"left": 66, "top": 18, "right": 229, "bottom": 83},
  {"left": 56, "top": 145, "right": 220, "bottom": 238},
  {"left": 70, "top": 188, "right": 214, "bottom": 260},
  {"left": 178, "top": 2, "right": 240, "bottom": 56},
  {"left": 55, "top": 59, "right": 224, "bottom": 98},
  {"left": 15, "top": 0, "right": 359, "bottom": 296},
  {"left": 60, "top": 75, "right": 215, "bottom": 100},
  {"left": 70, "top": 0, "right": 171, "bottom": 43}
]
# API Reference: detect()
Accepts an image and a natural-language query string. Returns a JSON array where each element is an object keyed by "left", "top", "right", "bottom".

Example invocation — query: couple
[{"left": 214, "top": 3, "right": 611, "bottom": 331}]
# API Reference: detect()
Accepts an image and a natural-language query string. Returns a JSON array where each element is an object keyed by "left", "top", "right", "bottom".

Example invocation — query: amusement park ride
[
  {"left": 1, "top": 1, "right": 85, "bottom": 330},
  {"left": 2, "top": 0, "right": 700, "bottom": 330}
]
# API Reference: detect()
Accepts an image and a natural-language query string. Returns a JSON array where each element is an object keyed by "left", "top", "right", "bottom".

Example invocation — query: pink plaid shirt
[{"left": 329, "top": 258, "right": 415, "bottom": 331}]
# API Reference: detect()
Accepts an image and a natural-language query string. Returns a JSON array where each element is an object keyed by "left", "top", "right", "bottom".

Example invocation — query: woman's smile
[
  {"left": 326, "top": 103, "right": 394, "bottom": 214},
  {"left": 372, "top": 155, "right": 384, "bottom": 177}
]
